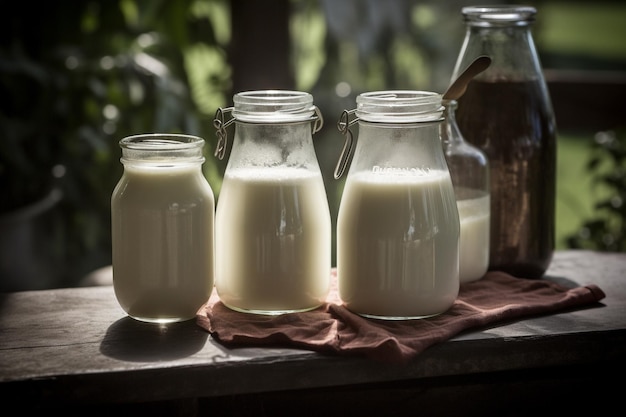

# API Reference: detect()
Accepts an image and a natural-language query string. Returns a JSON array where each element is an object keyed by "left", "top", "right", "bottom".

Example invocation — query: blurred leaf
[
  {"left": 567, "top": 128, "right": 626, "bottom": 252},
  {"left": 1, "top": 0, "right": 230, "bottom": 285}
]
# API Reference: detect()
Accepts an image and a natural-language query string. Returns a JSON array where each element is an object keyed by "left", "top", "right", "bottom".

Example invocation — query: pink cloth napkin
[{"left": 196, "top": 270, "right": 605, "bottom": 363}]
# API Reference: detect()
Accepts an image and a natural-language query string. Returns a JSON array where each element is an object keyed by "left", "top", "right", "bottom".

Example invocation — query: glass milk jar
[
  {"left": 440, "top": 99, "right": 490, "bottom": 283},
  {"left": 213, "top": 90, "right": 331, "bottom": 315},
  {"left": 111, "top": 134, "right": 215, "bottom": 323},
  {"left": 335, "top": 91, "right": 460, "bottom": 320}
]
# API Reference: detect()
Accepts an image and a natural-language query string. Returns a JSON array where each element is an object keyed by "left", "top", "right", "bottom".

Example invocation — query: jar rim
[
  {"left": 356, "top": 90, "right": 443, "bottom": 123},
  {"left": 462, "top": 5, "right": 536, "bottom": 27},
  {"left": 233, "top": 90, "right": 315, "bottom": 123},
  {"left": 119, "top": 133, "right": 205, "bottom": 164},
  {"left": 120, "top": 133, "right": 205, "bottom": 150}
]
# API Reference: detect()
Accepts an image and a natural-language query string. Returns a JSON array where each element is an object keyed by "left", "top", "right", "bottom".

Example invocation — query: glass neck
[
  {"left": 455, "top": 24, "right": 540, "bottom": 82},
  {"left": 440, "top": 101, "right": 463, "bottom": 146},
  {"left": 233, "top": 121, "right": 313, "bottom": 145},
  {"left": 349, "top": 121, "right": 446, "bottom": 173},
  {"left": 228, "top": 121, "right": 319, "bottom": 170}
]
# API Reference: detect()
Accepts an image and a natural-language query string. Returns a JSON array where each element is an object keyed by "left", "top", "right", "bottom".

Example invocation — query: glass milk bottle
[
  {"left": 335, "top": 91, "right": 460, "bottom": 320},
  {"left": 111, "top": 134, "right": 215, "bottom": 323},
  {"left": 213, "top": 90, "right": 331, "bottom": 315},
  {"left": 452, "top": 5, "right": 557, "bottom": 278},
  {"left": 440, "top": 99, "right": 490, "bottom": 283}
]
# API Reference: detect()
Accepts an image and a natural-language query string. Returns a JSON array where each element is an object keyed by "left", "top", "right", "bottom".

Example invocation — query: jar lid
[
  {"left": 233, "top": 90, "right": 316, "bottom": 123},
  {"left": 356, "top": 90, "right": 443, "bottom": 123},
  {"left": 462, "top": 5, "right": 536, "bottom": 27}
]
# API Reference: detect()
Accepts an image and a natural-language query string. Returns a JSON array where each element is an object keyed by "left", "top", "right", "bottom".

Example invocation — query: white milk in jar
[
  {"left": 338, "top": 169, "right": 459, "bottom": 318},
  {"left": 457, "top": 193, "right": 490, "bottom": 283},
  {"left": 111, "top": 134, "right": 215, "bottom": 323},
  {"left": 215, "top": 166, "right": 330, "bottom": 312}
]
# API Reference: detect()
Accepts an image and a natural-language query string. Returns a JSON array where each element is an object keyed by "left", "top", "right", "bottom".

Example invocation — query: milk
[
  {"left": 215, "top": 166, "right": 331, "bottom": 314},
  {"left": 457, "top": 193, "right": 490, "bottom": 283},
  {"left": 111, "top": 164, "right": 215, "bottom": 323},
  {"left": 337, "top": 169, "right": 460, "bottom": 319}
]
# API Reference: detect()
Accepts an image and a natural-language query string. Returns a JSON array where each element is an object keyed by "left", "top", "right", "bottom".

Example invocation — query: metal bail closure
[
  {"left": 311, "top": 105, "right": 324, "bottom": 135},
  {"left": 214, "top": 105, "right": 322, "bottom": 160},
  {"left": 334, "top": 109, "right": 358, "bottom": 179},
  {"left": 213, "top": 106, "right": 235, "bottom": 160}
]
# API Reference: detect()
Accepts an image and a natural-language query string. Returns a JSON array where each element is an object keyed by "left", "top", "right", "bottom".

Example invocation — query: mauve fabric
[{"left": 196, "top": 270, "right": 605, "bottom": 362}]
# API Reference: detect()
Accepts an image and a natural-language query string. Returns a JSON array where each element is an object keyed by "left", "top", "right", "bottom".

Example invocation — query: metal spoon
[{"left": 443, "top": 55, "right": 492, "bottom": 100}]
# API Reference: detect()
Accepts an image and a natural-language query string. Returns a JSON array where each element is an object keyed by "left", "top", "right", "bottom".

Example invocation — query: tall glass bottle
[
  {"left": 452, "top": 5, "right": 557, "bottom": 278},
  {"left": 440, "top": 99, "right": 490, "bottom": 283},
  {"left": 213, "top": 90, "right": 331, "bottom": 315}
]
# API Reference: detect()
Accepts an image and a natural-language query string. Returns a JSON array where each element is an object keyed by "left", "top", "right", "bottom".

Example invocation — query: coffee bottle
[{"left": 452, "top": 5, "right": 557, "bottom": 278}]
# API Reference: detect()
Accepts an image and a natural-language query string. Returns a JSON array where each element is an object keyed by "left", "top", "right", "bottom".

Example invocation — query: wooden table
[{"left": 1, "top": 250, "right": 625, "bottom": 416}]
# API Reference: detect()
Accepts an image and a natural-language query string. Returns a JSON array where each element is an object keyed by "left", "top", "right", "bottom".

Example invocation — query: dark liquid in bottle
[{"left": 456, "top": 79, "right": 557, "bottom": 278}]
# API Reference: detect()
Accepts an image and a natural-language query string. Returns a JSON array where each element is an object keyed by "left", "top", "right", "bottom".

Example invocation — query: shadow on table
[
  {"left": 100, "top": 316, "right": 208, "bottom": 362},
  {"left": 542, "top": 273, "right": 580, "bottom": 288}
]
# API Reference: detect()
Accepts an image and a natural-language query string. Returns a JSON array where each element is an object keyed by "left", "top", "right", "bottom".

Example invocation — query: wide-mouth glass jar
[
  {"left": 213, "top": 90, "right": 331, "bottom": 315},
  {"left": 335, "top": 90, "right": 460, "bottom": 320},
  {"left": 112, "top": 133, "right": 215, "bottom": 323}
]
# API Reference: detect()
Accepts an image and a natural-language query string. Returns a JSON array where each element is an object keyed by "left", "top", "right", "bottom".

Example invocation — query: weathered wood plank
[{"left": 0, "top": 250, "right": 625, "bottom": 412}]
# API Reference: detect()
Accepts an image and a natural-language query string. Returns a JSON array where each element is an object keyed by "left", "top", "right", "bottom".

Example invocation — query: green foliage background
[{"left": 1, "top": 0, "right": 625, "bottom": 289}]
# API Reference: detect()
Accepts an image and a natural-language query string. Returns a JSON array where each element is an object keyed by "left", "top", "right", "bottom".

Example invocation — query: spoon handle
[{"left": 443, "top": 55, "right": 492, "bottom": 100}]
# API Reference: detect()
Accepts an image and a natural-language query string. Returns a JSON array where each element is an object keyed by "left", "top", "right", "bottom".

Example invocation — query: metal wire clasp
[
  {"left": 311, "top": 106, "right": 324, "bottom": 135},
  {"left": 213, "top": 106, "right": 324, "bottom": 161},
  {"left": 213, "top": 106, "right": 235, "bottom": 160},
  {"left": 334, "top": 109, "right": 358, "bottom": 179}
]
